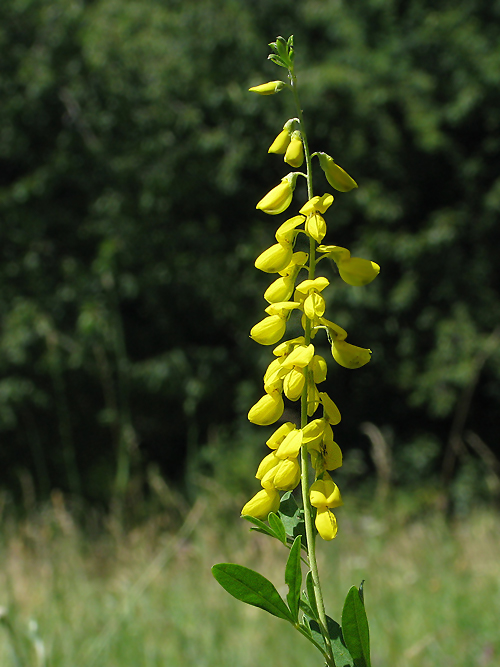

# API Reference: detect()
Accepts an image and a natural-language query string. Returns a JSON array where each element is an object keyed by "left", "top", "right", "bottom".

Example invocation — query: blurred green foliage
[{"left": 1, "top": 0, "right": 500, "bottom": 503}]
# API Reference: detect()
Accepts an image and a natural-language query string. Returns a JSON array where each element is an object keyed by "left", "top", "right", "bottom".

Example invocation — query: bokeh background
[{"left": 1, "top": 1, "right": 500, "bottom": 665}]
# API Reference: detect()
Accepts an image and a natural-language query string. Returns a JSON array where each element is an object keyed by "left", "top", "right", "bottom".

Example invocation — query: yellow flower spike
[
  {"left": 311, "top": 355, "right": 328, "bottom": 383},
  {"left": 256, "top": 451, "right": 280, "bottom": 480},
  {"left": 273, "top": 458, "right": 301, "bottom": 490},
  {"left": 241, "top": 487, "right": 280, "bottom": 519},
  {"left": 284, "top": 132, "right": 304, "bottom": 168},
  {"left": 305, "top": 212, "right": 327, "bottom": 243},
  {"left": 249, "top": 80, "right": 286, "bottom": 95},
  {"left": 255, "top": 242, "right": 293, "bottom": 273},
  {"left": 275, "top": 428, "right": 303, "bottom": 459},
  {"left": 266, "top": 422, "right": 296, "bottom": 450},
  {"left": 337, "top": 257, "right": 381, "bottom": 286},
  {"left": 299, "top": 193, "right": 334, "bottom": 216},
  {"left": 319, "top": 392, "right": 341, "bottom": 425},
  {"left": 315, "top": 507, "right": 338, "bottom": 541},
  {"left": 248, "top": 390, "right": 284, "bottom": 425},
  {"left": 331, "top": 339, "right": 372, "bottom": 369},
  {"left": 317, "top": 245, "right": 351, "bottom": 263},
  {"left": 250, "top": 314, "right": 287, "bottom": 345},
  {"left": 256, "top": 174, "right": 297, "bottom": 215},
  {"left": 268, "top": 128, "right": 291, "bottom": 154},
  {"left": 281, "top": 343, "right": 315, "bottom": 369},
  {"left": 317, "top": 152, "right": 358, "bottom": 192},
  {"left": 275, "top": 216, "right": 305, "bottom": 244},
  {"left": 283, "top": 367, "right": 305, "bottom": 401}
]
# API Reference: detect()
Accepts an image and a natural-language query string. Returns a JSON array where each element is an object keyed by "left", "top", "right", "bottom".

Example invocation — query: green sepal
[
  {"left": 268, "top": 512, "right": 287, "bottom": 544},
  {"left": 285, "top": 535, "right": 302, "bottom": 621},
  {"left": 279, "top": 491, "right": 306, "bottom": 542},
  {"left": 341, "top": 586, "right": 371, "bottom": 667},
  {"left": 309, "top": 617, "right": 354, "bottom": 667},
  {"left": 268, "top": 54, "right": 289, "bottom": 69},
  {"left": 212, "top": 563, "right": 293, "bottom": 623},
  {"left": 299, "top": 621, "right": 312, "bottom": 638},
  {"left": 305, "top": 570, "right": 319, "bottom": 620}
]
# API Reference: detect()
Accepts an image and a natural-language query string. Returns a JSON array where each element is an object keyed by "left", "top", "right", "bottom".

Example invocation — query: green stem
[{"left": 291, "top": 70, "right": 336, "bottom": 667}]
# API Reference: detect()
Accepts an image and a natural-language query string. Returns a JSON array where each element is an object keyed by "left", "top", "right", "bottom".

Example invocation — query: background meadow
[{"left": 1, "top": 0, "right": 500, "bottom": 664}]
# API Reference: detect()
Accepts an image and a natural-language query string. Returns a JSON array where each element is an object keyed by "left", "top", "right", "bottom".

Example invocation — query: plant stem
[{"left": 291, "top": 70, "right": 336, "bottom": 667}]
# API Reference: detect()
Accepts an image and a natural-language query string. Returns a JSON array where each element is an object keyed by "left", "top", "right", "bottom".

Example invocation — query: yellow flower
[
  {"left": 250, "top": 314, "right": 287, "bottom": 345},
  {"left": 284, "top": 132, "right": 304, "bottom": 168},
  {"left": 337, "top": 257, "right": 380, "bottom": 286},
  {"left": 305, "top": 212, "right": 327, "bottom": 243},
  {"left": 255, "top": 243, "right": 293, "bottom": 273},
  {"left": 264, "top": 251, "right": 308, "bottom": 304},
  {"left": 299, "top": 193, "right": 334, "bottom": 215},
  {"left": 241, "top": 488, "right": 280, "bottom": 519},
  {"left": 331, "top": 339, "right": 372, "bottom": 369},
  {"left": 283, "top": 368, "right": 305, "bottom": 400},
  {"left": 310, "top": 474, "right": 343, "bottom": 540},
  {"left": 317, "top": 153, "right": 358, "bottom": 192},
  {"left": 295, "top": 277, "right": 329, "bottom": 320},
  {"left": 275, "top": 428, "right": 303, "bottom": 459},
  {"left": 268, "top": 128, "right": 291, "bottom": 154},
  {"left": 256, "top": 174, "right": 297, "bottom": 215},
  {"left": 317, "top": 246, "right": 380, "bottom": 286},
  {"left": 248, "top": 390, "right": 284, "bottom": 425},
  {"left": 248, "top": 80, "right": 286, "bottom": 95},
  {"left": 266, "top": 422, "right": 296, "bottom": 450}
]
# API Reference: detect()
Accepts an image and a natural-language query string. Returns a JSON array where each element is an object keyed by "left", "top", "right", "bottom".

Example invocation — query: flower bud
[
  {"left": 256, "top": 174, "right": 297, "bottom": 215},
  {"left": 241, "top": 488, "right": 280, "bottom": 519},
  {"left": 317, "top": 153, "right": 358, "bottom": 192},
  {"left": 266, "top": 422, "right": 296, "bottom": 450},
  {"left": 248, "top": 80, "right": 286, "bottom": 95},
  {"left": 273, "top": 458, "right": 300, "bottom": 490}
]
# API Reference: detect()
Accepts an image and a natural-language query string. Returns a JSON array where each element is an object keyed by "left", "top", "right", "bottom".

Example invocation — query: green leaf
[
  {"left": 268, "top": 512, "right": 287, "bottom": 544},
  {"left": 285, "top": 536, "right": 302, "bottom": 621},
  {"left": 275, "top": 36, "right": 288, "bottom": 60},
  {"left": 341, "top": 586, "right": 371, "bottom": 667},
  {"left": 212, "top": 563, "right": 293, "bottom": 623},
  {"left": 306, "top": 571, "right": 319, "bottom": 619},
  {"left": 268, "top": 54, "right": 288, "bottom": 69},
  {"left": 242, "top": 514, "right": 281, "bottom": 541},
  {"left": 309, "top": 617, "right": 354, "bottom": 667},
  {"left": 326, "top": 617, "right": 354, "bottom": 667}
]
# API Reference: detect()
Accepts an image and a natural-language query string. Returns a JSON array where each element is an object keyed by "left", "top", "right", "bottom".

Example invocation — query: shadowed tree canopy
[{"left": 1, "top": 0, "right": 499, "bottom": 503}]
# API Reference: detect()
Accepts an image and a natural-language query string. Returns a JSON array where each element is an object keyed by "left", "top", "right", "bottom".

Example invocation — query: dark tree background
[{"left": 1, "top": 0, "right": 499, "bottom": 505}]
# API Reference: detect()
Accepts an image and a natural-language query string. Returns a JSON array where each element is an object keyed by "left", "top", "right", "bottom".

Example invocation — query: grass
[{"left": 0, "top": 484, "right": 499, "bottom": 667}]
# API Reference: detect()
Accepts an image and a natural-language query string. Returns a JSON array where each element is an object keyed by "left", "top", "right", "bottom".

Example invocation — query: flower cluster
[{"left": 243, "top": 81, "right": 380, "bottom": 542}]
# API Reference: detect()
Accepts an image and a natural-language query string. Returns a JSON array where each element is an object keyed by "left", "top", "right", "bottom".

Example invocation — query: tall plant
[{"left": 213, "top": 36, "right": 379, "bottom": 667}]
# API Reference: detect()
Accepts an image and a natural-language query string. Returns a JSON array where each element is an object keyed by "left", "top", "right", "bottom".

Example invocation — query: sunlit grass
[{"left": 0, "top": 486, "right": 498, "bottom": 666}]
